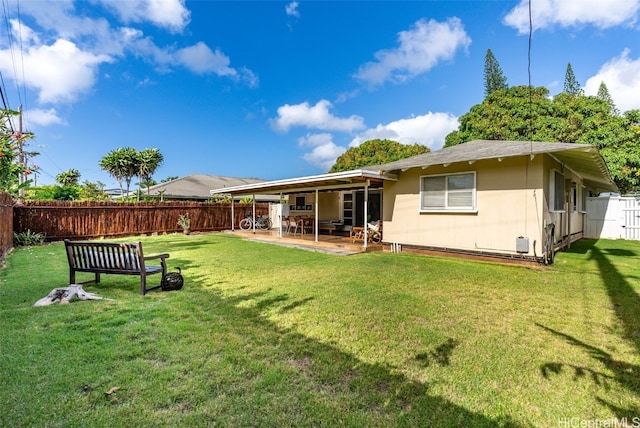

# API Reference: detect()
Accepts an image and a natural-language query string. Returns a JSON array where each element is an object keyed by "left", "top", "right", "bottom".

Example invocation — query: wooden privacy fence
[
  {"left": 14, "top": 201, "right": 269, "bottom": 241},
  {"left": 0, "top": 191, "right": 13, "bottom": 258}
]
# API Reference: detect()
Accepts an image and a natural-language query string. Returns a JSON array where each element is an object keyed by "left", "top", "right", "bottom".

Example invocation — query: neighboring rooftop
[{"left": 137, "top": 174, "right": 277, "bottom": 201}]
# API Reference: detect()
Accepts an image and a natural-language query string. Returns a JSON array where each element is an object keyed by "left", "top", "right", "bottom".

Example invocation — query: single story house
[{"left": 211, "top": 140, "right": 618, "bottom": 262}]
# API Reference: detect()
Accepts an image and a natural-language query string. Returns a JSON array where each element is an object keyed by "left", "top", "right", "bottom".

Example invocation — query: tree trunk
[{"left": 34, "top": 284, "right": 112, "bottom": 306}]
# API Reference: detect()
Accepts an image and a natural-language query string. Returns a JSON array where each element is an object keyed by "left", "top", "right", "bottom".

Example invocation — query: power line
[
  {"left": 527, "top": 0, "right": 533, "bottom": 141},
  {"left": 0, "top": 0, "right": 15, "bottom": 131},
  {"left": 15, "top": 0, "right": 27, "bottom": 116}
]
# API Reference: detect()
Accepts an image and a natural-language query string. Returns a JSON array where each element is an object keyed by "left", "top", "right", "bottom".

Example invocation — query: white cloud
[
  {"left": 584, "top": 49, "right": 640, "bottom": 112},
  {"left": 504, "top": 0, "right": 640, "bottom": 34},
  {"left": 271, "top": 100, "right": 366, "bottom": 132},
  {"left": 175, "top": 42, "right": 236, "bottom": 76},
  {"left": 0, "top": 37, "right": 112, "bottom": 104},
  {"left": 299, "top": 133, "right": 346, "bottom": 170},
  {"left": 0, "top": 4, "right": 255, "bottom": 112},
  {"left": 239, "top": 67, "right": 259, "bottom": 88},
  {"left": 298, "top": 132, "right": 333, "bottom": 147},
  {"left": 354, "top": 17, "right": 471, "bottom": 86},
  {"left": 349, "top": 112, "right": 459, "bottom": 151},
  {"left": 285, "top": 2, "right": 300, "bottom": 18},
  {"left": 171, "top": 43, "right": 257, "bottom": 86},
  {"left": 27, "top": 108, "right": 66, "bottom": 127},
  {"left": 97, "top": 0, "right": 191, "bottom": 33},
  {"left": 9, "top": 19, "right": 39, "bottom": 45}
]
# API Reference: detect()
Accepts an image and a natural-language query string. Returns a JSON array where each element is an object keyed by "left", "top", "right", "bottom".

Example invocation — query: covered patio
[
  {"left": 211, "top": 169, "right": 396, "bottom": 252},
  {"left": 230, "top": 228, "right": 383, "bottom": 255}
]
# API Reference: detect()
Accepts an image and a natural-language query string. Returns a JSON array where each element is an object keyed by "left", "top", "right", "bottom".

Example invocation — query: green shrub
[{"left": 13, "top": 229, "right": 46, "bottom": 246}]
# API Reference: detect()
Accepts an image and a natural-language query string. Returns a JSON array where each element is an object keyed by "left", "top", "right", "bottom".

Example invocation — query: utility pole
[{"left": 17, "top": 105, "right": 25, "bottom": 199}]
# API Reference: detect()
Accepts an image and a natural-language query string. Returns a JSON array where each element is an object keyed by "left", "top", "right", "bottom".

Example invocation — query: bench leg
[{"left": 140, "top": 275, "right": 146, "bottom": 296}]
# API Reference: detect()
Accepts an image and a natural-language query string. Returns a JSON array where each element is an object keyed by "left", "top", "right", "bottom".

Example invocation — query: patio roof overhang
[{"left": 210, "top": 169, "right": 397, "bottom": 196}]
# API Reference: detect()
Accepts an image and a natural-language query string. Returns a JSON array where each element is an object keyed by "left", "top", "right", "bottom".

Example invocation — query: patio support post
[
  {"left": 279, "top": 192, "right": 283, "bottom": 238},
  {"left": 231, "top": 200, "right": 235, "bottom": 231},
  {"left": 252, "top": 195, "right": 256, "bottom": 234},
  {"left": 315, "top": 189, "right": 319, "bottom": 242},
  {"left": 363, "top": 182, "right": 369, "bottom": 249}
]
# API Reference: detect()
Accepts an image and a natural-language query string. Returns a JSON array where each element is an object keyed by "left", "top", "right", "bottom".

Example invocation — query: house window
[
  {"left": 572, "top": 182, "right": 578, "bottom": 212},
  {"left": 581, "top": 186, "right": 588, "bottom": 213},
  {"left": 550, "top": 170, "right": 565, "bottom": 212},
  {"left": 420, "top": 172, "right": 476, "bottom": 212}
]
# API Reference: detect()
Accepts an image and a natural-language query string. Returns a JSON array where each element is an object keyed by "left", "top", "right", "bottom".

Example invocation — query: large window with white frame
[{"left": 420, "top": 172, "right": 476, "bottom": 212}]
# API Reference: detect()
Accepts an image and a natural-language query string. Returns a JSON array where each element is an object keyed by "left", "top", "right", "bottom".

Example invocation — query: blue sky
[{"left": 0, "top": 0, "right": 639, "bottom": 188}]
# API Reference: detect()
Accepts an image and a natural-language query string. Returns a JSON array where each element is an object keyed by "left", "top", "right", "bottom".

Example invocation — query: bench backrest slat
[{"left": 65, "top": 241, "right": 143, "bottom": 273}]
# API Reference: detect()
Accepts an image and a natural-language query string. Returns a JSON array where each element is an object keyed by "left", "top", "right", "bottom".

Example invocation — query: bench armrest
[{"left": 144, "top": 253, "right": 170, "bottom": 261}]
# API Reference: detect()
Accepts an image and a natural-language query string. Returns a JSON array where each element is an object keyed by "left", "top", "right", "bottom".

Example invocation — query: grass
[{"left": 1, "top": 233, "right": 639, "bottom": 427}]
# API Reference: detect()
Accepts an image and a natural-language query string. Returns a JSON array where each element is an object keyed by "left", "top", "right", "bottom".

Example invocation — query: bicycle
[{"left": 239, "top": 212, "right": 272, "bottom": 231}]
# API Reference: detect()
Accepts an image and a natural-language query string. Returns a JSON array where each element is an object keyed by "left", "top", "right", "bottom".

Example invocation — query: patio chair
[
  {"left": 285, "top": 216, "right": 301, "bottom": 234},
  {"left": 351, "top": 220, "right": 382, "bottom": 244}
]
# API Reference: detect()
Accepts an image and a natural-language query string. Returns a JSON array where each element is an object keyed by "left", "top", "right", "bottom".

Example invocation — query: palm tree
[
  {"left": 137, "top": 148, "right": 164, "bottom": 196},
  {"left": 99, "top": 147, "right": 139, "bottom": 196}
]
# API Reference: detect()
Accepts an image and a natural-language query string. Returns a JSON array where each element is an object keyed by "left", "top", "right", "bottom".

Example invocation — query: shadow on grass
[
  {"left": 537, "top": 240, "right": 640, "bottom": 416},
  {"left": 415, "top": 338, "right": 459, "bottom": 367},
  {"left": 27, "top": 281, "right": 519, "bottom": 425},
  {"left": 160, "top": 281, "right": 522, "bottom": 426}
]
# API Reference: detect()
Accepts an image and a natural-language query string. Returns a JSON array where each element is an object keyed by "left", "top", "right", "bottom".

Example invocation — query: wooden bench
[
  {"left": 318, "top": 221, "right": 344, "bottom": 235},
  {"left": 64, "top": 239, "right": 169, "bottom": 296}
]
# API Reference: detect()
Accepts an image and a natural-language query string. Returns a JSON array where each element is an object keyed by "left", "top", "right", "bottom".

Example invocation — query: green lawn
[{"left": 1, "top": 233, "right": 639, "bottom": 427}]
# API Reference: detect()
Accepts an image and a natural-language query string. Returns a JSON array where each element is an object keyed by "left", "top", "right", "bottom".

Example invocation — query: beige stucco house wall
[
  {"left": 374, "top": 140, "right": 617, "bottom": 260},
  {"left": 382, "top": 156, "right": 546, "bottom": 256}
]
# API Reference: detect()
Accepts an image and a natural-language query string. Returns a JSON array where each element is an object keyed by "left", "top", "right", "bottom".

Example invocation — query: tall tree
[
  {"left": 483, "top": 49, "right": 508, "bottom": 96},
  {"left": 596, "top": 81, "right": 619, "bottom": 116},
  {"left": 563, "top": 63, "right": 582, "bottom": 96},
  {"left": 329, "top": 139, "right": 430, "bottom": 173},
  {"left": 445, "top": 85, "right": 554, "bottom": 147}
]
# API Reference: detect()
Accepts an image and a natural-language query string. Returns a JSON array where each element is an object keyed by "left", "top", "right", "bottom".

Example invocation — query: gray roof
[
  {"left": 142, "top": 174, "right": 278, "bottom": 201},
  {"left": 365, "top": 140, "right": 617, "bottom": 193},
  {"left": 210, "top": 169, "right": 388, "bottom": 196}
]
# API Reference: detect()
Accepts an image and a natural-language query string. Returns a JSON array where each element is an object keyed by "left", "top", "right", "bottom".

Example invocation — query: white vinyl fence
[{"left": 585, "top": 195, "right": 640, "bottom": 240}]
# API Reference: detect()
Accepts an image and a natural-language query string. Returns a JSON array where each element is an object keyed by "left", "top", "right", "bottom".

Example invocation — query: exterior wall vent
[{"left": 516, "top": 236, "right": 529, "bottom": 253}]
